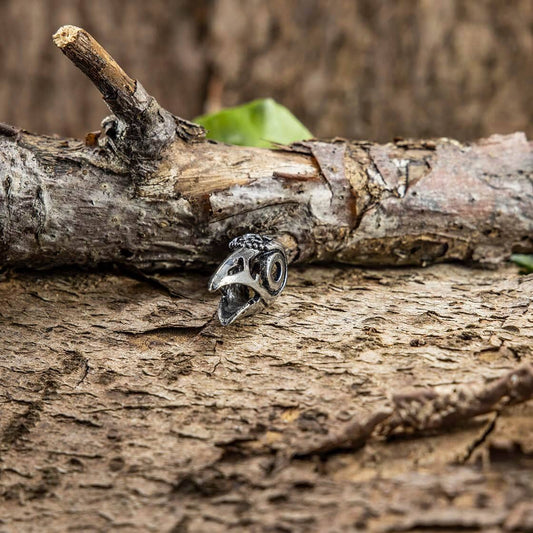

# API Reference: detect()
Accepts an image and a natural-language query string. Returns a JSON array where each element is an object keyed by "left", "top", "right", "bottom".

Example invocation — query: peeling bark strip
[
  {"left": 0, "top": 26, "right": 532, "bottom": 271},
  {"left": 303, "top": 141, "right": 357, "bottom": 229}
]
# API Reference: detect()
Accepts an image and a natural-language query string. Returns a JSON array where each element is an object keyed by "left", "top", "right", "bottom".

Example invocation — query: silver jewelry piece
[{"left": 208, "top": 234, "right": 288, "bottom": 326}]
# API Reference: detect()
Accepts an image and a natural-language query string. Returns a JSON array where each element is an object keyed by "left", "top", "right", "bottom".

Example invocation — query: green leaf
[
  {"left": 510, "top": 254, "right": 533, "bottom": 273},
  {"left": 194, "top": 98, "right": 313, "bottom": 148}
]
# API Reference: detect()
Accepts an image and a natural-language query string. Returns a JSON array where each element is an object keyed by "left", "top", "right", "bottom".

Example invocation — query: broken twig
[{"left": 296, "top": 363, "right": 533, "bottom": 456}]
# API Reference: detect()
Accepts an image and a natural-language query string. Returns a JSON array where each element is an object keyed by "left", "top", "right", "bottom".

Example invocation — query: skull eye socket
[
  {"left": 227, "top": 256, "right": 245, "bottom": 277},
  {"left": 263, "top": 250, "right": 286, "bottom": 294}
]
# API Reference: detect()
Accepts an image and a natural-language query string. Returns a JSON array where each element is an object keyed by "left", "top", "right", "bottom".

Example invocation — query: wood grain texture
[{"left": 1, "top": 264, "right": 532, "bottom": 532}]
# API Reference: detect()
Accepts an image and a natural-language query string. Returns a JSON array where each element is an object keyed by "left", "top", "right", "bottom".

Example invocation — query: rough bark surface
[
  {"left": 2, "top": 126, "right": 532, "bottom": 271},
  {"left": 1, "top": 264, "right": 532, "bottom": 532},
  {"left": 0, "top": 26, "right": 533, "bottom": 269},
  {"left": 1, "top": 26, "right": 532, "bottom": 273}
]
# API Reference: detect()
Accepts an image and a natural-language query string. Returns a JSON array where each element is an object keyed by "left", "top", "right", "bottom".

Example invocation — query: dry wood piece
[
  {"left": 296, "top": 364, "right": 533, "bottom": 456},
  {"left": 52, "top": 25, "right": 204, "bottom": 165},
  {"left": 0, "top": 26, "right": 532, "bottom": 271}
]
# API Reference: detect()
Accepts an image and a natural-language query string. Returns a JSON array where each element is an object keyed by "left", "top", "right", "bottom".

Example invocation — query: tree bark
[
  {"left": 0, "top": 27, "right": 532, "bottom": 272},
  {"left": 1, "top": 263, "right": 532, "bottom": 532},
  {"left": 2, "top": 1, "right": 532, "bottom": 143}
]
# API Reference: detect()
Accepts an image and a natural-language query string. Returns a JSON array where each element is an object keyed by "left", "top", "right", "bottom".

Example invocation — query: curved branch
[{"left": 295, "top": 363, "right": 533, "bottom": 456}]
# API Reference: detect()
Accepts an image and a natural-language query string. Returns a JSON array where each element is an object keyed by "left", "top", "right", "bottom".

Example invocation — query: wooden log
[{"left": 0, "top": 26, "right": 531, "bottom": 271}]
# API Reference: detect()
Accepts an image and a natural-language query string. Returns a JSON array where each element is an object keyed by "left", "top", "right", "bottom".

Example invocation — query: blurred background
[{"left": 0, "top": 0, "right": 531, "bottom": 142}]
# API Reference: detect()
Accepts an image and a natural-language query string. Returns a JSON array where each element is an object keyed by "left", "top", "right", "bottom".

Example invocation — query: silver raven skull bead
[{"left": 208, "top": 234, "right": 288, "bottom": 326}]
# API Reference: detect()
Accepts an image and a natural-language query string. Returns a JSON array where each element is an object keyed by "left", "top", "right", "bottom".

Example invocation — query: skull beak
[
  {"left": 217, "top": 285, "right": 263, "bottom": 326},
  {"left": 208, "top": 249, "right": 254, "bottom": 292},
  {"left": 208, "top": 249, "right": 263, "bottom": 325}
]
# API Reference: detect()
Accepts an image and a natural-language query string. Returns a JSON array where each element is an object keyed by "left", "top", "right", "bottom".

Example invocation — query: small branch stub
[
  {"left": 52, "top": 25, "right": 204, "bottom": 165},
  {"left": 53, "top": 25, "right": 136, "bottom": 106}
]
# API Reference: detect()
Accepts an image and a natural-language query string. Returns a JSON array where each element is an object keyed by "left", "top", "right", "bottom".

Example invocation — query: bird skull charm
[{"left": 208, "top": 234, "right": 288, "bottom": 326}]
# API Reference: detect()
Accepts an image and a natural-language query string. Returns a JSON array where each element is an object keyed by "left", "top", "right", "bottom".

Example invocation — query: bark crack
[{"left": 459, "top": 412, "right": 498, "bottom": 464}]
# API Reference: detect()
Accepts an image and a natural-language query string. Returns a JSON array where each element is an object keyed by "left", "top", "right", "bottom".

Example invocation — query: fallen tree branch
[
  {"left": 53, "top": 25, "right": 205, "bottom": 164},
  {"left": 295, "top": 363, "right": 533, "bottom": 456},
  {"left": 0, "top": 26, "right": 531, "bottom": 271}
]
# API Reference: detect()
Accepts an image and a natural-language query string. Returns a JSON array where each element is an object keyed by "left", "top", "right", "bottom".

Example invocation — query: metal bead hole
[
  {"left": 271, "top": 261, "right": 282, "bottom": 283},
  {"left": 228, "top": 257, "right": 245, "bottom": 276}
]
